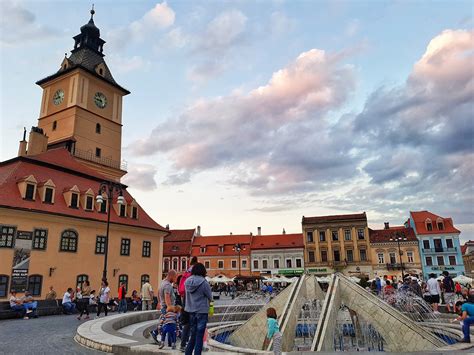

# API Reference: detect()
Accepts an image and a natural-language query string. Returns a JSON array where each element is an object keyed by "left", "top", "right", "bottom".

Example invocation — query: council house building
[{"left": 0, "top": 10, "right": 168, "bottom": 299}]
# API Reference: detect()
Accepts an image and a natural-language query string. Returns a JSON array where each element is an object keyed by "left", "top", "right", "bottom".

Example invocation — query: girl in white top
[{"left": 96, "top": 281, "right": 110, "bottom": 318}]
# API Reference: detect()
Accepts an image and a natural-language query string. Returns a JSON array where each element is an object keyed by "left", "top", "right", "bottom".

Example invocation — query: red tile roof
[
  {"left": 410, "top": 211, "right": 460, "bottom": 235},
  {"left": 369, "top": 226, "right": 417, "bottom": 243},
  {"left": 165, "top": 229, "right": 195, "bottom": 242},
  {"left": 251, "top": 233, "right": 304, "bottom": 250},
  {"left": 0, "top": 148, "right": 167, "bottom": 232},
  {"left": 163, "top": 240, "right": 193, "bottom": 257},
  {"left": 302, "top": 212, "right": 367, "bottom": 224},
  {"left": 191, "top": 235, "right": 252, "bottom": 257},
  {"left": 163, "top": 229, "right": 195, "bottom": 257}
]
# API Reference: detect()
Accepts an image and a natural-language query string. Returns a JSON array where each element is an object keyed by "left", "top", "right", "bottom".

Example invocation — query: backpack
[{"left": 179, "top": 270, "right": 192, "bottom": 297}]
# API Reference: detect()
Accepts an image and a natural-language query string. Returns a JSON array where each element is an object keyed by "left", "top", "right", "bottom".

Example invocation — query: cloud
[
  {"left": 0, "top": 1, "right": 58, "bottom": 46},
  {"left": 269, "top": 11, "right": 296, "bottom": 36},
  {"left": 122, "top": 164, "right": 157, "bottom": 191},
  {"left": 108, "top": 55, "right": 151, "bottom": 74},
  {"left": 187, "top": 9, "right": 248, "bottom": 83},
  {"left": 107, "top": 2, "right": 175, "bottom": 50},
  {"left": 131, "top": 48, "right": 356, "bottom": 193}
]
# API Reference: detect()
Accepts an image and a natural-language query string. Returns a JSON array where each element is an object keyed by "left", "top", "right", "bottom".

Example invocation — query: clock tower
[{"left": 36, "top": 8, "right": 130, "bottom": 181}]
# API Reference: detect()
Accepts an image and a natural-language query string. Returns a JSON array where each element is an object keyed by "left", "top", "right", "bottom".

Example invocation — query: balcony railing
[
  {"left": 73, "top": 148, "right": 127, "bottom": 171},
  {"left": 423, "top": 247, "right": 457, "bottom": 253}
]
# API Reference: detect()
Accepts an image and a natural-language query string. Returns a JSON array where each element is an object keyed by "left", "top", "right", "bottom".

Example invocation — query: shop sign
[
  {"left": 307, "top": 268, "right": 328, "bottom": 273},
  {"left": 11, "top": 230, "right": 33, "bottom": 293},
  {"left": 278, "top": 269, "right": 304, "bottom": 275},
  {"left": 431, "top": 266, "right": 455, "bottom": 271}
]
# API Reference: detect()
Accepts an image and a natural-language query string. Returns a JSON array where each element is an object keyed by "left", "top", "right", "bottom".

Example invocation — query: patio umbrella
[
  {"left": 349, "top": 276, "right": 361, "bottom": 283},
  {"left": 453, "top": 275, "right": 473, "bottom": 285},
  {"left": 212, "top": 275, "right": 233, "bottom": 283}
]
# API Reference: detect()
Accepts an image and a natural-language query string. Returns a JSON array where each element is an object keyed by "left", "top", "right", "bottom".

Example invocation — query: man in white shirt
[
  {"left": 426, "top": 273, "right": 441, "bottom": 312},
  {"left": 9, "top": 291, "right": 26, "bottom": 318},
  {"left": 62, "top": 288, "right": 76, "bottom": 314},
  {"left": 141, "top": 281, "right": 154, "bottom": 311}
]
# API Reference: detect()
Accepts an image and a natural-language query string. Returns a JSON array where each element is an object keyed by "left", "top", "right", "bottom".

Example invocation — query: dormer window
[
  {"left": 70, "top": 193, "right": 79, "bottom": 208},
  {"left": 426, "top": 218, "right": 433, "bottom": 231},
  {"left": 119, "top": 204, "right": 126, "bottom": 217},
  {"left": 131, "top": 206, "right": 138, "bottom": 219},
  {"left": 218, "top": 246, "right": 224, "bottom": 253},
  {"left": 437, "top": 219, "right": 444, "bottom": 231},
  {"left": 99, "top": 199, "right": 107, "bottom": 213},
  {"left": 25, "top": 183, "right": 36, "bottom": 200},
  {"left": 44, "top": 187, "right": 54, "bottom": 203},
  {"left": 200, "top": 247, "right": 206, "bottom": 254},
  {"left": 86, "top": 196, "right": 93, "bottom": 210}
]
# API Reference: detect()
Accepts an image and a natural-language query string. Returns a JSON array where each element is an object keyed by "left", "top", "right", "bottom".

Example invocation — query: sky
[{"left": 0, "top": 0, "right": 473, "bottom": 241}]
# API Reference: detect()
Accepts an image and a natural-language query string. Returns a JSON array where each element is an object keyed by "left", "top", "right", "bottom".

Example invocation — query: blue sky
[{"left": 1, "top": 0, "right": 473, "bottom": 240}]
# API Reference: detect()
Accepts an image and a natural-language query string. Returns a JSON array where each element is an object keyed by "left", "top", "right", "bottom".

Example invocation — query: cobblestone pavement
[{"left": 0, "top": 315, "right": 99, "bottom": 354}]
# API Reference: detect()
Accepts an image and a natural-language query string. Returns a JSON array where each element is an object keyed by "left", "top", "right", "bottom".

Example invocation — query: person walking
[
  {"left": 426, "top": 273, "right": 441, "bottom": 313},
  {"left": 78, "top": 280, "right": 92, "bottom": 320},
  {"left": 118, "top": 282, "right": 128, "bottom": 314},
  {"left": 442, "top": 271, "right": 455, "bottom": 313},
  {"left": 96, "top": 280, "right": 110, "bottom": 318},
  {"left": 141, "top": 280, "right": 154, "bottom": 311},
  {"left": 184, "top": 262, "right": 212, "bottom": 355}
]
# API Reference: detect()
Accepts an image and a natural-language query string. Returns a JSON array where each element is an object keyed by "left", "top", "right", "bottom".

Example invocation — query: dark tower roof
[{"left": 36, "top": 7, "right": 130, "bottom": 95}]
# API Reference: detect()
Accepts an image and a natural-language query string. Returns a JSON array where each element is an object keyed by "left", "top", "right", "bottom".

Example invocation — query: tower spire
[{"left": 90, "top": 4, "right": 95, "bottom": 21}]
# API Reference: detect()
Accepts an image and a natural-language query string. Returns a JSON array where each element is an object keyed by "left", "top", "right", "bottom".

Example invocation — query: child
[
  {"left": 263, "top": 307, "right": 282, "bottom": 355},
  {"left": 159, "top": 305, "right": 181, "bottom": 349}
]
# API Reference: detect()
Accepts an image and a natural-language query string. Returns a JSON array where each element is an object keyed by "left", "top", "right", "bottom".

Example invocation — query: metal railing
[
  {"left": 423, "top": 247, "right": 457, "bottom": 253},
  {"left": 73, "top": 148, "right": 127, "bottom": 171}
]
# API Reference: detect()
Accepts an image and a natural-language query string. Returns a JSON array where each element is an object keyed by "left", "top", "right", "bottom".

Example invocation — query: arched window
[
  {"left": 172, "top": 258, "right": 178, "bottom": 271},
  {"left": 164, "top": 259, "right": 170, "bottom": 272},
  {"left": 0, "top": 275, "right": 8, "bottom": 297},
  {"left": 181, "top": 258, "right": 187, "bottom": 271},
  {"left": 141, "top": 274, "right": 150, "bottom": 287},
  {"left": 60, "top": 230, "right": 78, "bottom": 252},
  {"left": 118, "top": 274, "right": 128, "bottom": 290},
  {"left": 76, "top": 274, "right": 88, "bottom": 289},
  {"left": 425, "top": 218, "right": 433, "bottom": 231},
  {"left": 28, "top": 274, "right": 43, "bottom": 296},
  {"left": 99, "top": 68, "right": 104, "bottom": 76},
  {"left": 96, "top": 123, "right": 101, "bottom": 134}
]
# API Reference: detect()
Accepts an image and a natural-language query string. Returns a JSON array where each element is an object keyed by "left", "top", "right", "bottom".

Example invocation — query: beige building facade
[
  {"left": 0, "top": 11, "right": 167, "bottom": 300},
  {"left": 302, "top": 213, "right": 373, "bottom": 278}
]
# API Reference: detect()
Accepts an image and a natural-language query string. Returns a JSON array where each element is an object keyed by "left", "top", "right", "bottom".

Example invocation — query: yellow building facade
[
  {"left": 0, "top": 11, "right": 167, "bottom": 300},
  {"left": 369, "top": 223, "right": 423, "bottom": 281},
  {"left": 302, "top": 213, "right": 373, "bottom": 278}
]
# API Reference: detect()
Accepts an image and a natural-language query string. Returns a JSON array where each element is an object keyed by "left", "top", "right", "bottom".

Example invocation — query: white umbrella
[
  {"left": 453, "top": 275, "right": 473, "bottom": 285},
  {"left": 437, "top": 275, "right": 444, "bottom": 281},
  {"left": 205, "top": 276, "right": 212, "bottom": 282},
  {"left": 212, "top": 275, "right": 232, "bottom": 283},
  {"left": 316, "top": 276, "right": 331, "bottom": 283}
]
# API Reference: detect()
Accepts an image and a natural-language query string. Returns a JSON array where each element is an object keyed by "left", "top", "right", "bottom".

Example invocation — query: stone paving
[{"left": 0, "top": 314, "right": 98, "bottom": 354}]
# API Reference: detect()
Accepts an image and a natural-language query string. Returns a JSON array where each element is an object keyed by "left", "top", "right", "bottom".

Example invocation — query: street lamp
[
  {"left": 96, "top": 181, "right": 125, "bottom": 283},
  {"left": 390, "top": 233, "right": 407, "bottom": 280},
  {"left": 232, "top": 243, "right": 246, "bottom": 277}
]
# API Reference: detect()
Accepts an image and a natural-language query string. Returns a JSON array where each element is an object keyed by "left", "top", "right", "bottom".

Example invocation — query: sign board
[
  {"left": 307, "top": 268, "right": 328, "bottom": 273},
  {"left": 11, "top": 230, "right": 33, "bottom": 293},
  {"left": 278, "top": 269, "right": 304, "bottom": 275},
  {"left": 10, "top": 269, "right": 28, "bottom": 293},
  {"left": 431, "top": 266, "right": 455, "bottom": 271}
]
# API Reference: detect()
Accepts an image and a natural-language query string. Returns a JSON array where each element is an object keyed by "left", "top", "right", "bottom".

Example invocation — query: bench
[{"left": 0, "top": 300, "right": 66, "bottom": 319}]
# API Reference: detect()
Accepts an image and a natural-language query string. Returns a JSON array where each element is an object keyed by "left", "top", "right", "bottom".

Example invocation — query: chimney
[
  {"left": 230, "top": 232, "right": 233, "bottom": 235},
  {"left": 257, "top": 227, "right": 261, "bottom": 235},
  {"left": 384, "top": 222, "right": 390, "bottom": 230},
  {"left": 18, "top": 127, "right": 27, "bottom": 157},
  {"left": 166, "top": 224, "right": 169, "bottom": 230},
  {"left": 197, "top": 225, "right": 201, "bottom": 236},
  {"left": 282, "top": 228, "right": 286, "bottom": 235},
  {"left": 27, "top": 126, "right": 48, "bottom": 156}
]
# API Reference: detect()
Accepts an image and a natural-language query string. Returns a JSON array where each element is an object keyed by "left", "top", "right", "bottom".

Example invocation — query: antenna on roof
[{"left": 22, "top": 127, "right": 27, "bottom": 141}]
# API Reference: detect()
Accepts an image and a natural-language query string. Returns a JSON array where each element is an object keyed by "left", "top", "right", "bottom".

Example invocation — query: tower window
[
  {"left": 96, "top": 123, "right": 101, "bottom": 134},
  {"left": 52, "top": 121, "right": 57, "bottom": 131},
  {"left": 99, "top": 68, "right": 104, "bottom": 75},
  {"left": 95, "top": 148, "right": 101, "bottom": 158}
]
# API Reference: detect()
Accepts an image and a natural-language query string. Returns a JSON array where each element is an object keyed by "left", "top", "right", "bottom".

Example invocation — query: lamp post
[
  {"left": 233, "top": 243, "right": 246, "bottom": 277},
  {"left": 390, "top": 233, "right": 407, "bottom": 280},
  {"left": 96, "top": 181, "right": 125, "bottom": 283}
]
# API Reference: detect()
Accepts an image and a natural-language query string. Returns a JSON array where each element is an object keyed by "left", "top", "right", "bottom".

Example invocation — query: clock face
[
  {"left": 94, "top": 92, "right": 107, "bottom": 109},
  {"left": 52, "top": 89, "right": 64, "bottom": 105}
]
